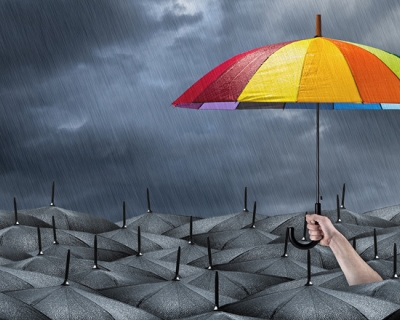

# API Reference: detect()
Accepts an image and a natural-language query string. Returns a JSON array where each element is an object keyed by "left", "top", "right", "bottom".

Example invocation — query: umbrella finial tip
[{"left": 315, "top": 14, "right": 322, "bottom": 37}]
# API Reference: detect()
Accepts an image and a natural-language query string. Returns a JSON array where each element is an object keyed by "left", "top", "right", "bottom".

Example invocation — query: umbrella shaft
[{"left": 316, "top": 103, "right": 320, "bottom": 205}]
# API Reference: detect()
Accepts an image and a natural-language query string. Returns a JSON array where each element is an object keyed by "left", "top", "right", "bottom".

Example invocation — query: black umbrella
[
  {"left": 356, "top": 229, "right": 400, "bottom": 261},
  {"left": 221, "top": 250, "right": 400, "bottom": 319},
  {"left": 100, "top": 248, "right": 236, "bottom": 319},
  {"left": 188, "top": 202, "right": 279, "bottom": 250},
  {"left": 145, "top": 217, "right": 217, "bottom": 264},
  {"left": 0, "top": 265, "right": 62, "bottom": 292},
  {"left": 19, "top": 183, "right": 118, "bottom": 233},
  {"left": 164, "top": 188, "right": 267, "bottom": 239},
  {"left": 178, "top": 272, "right": 264, "bottom": 320},
  {"left": 6, "top": 250, "right": 159, "bottom": 320},
  {"left": 364, "top": 204, "right": 400, "bottom": 225},
  {"left": 100, "top": 223, "right": 189, "bottom": 253},
  {"left": 0, "top": 198, "right": 51, "bottom": 229},
  {"left": 67, "top": 235, "right": 160, "bottom": 290},
  {"left": 182, "top": 238, "right": 288, "bottom": 299},
  {"left": 119, "top": 190, "right": 199, "bottom": 234},
  {"left": 215, "top": 229, "right": 326, "bottom": 280},
  {"left": 345, "top": 279, "right": 400, "bottom": 305},
  {"left": 222, "top": 283, "right": 400, "bottom": 319},
  {"left": 0, "top": 292, "right": 51, "bottom": 319},
  {"left": 115, "top": 241, "right": 203, "bottom": 280}
]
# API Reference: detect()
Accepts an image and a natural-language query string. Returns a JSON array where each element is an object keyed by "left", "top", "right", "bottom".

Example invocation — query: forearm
[{"left": 329, "top": 231, "right": 382, "bottom": 286}]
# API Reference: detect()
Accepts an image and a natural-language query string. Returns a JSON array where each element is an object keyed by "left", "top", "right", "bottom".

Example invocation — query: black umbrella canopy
[
  {"left": 0, "top": 203, "right": 51, "bottom": 229},
  {"left": 0, "top": 247, "right": 32, "bottom": 263},
  {"left": 20, "top": 206, "right": 119, "bottom": 233},
  {"left": 165, "top": 211, "right": 268, "bottom": 239},
  {"left": 117, "top": 190, "right": 201, "bottom": 235},
  {"left": 115, "top": 251, "right": 202, "bottom": 280},
  {"left": 212, "top": 229, "right": 326, "bottom": 280},
  {"left": 179, "top": 313, "right": 263, "bottom": 320},
  {"left": 188, "top": 229, "right": 279, "bottom": 250},
  {"left": 0, "top": 225, "right": 46, "bottom": 253},
  {"left": 0, "top": 292, "right": 51, "bottom": 320},
  {"left": 164, "top": 190, "right": 267, "bottom": 239},
  {"left": 100, "top": 226, "right": 189, "bottom": 253},
  {"left": 189, "top": 248, "right": 250, "bottom": 269},
  {"left": 182, "top": 269, "right": 288, "bottom": 300},
  {"left": 215, "top": 257, "right": 326, "bottom": 281},
  {"left": 322, "top": 208, "right": 397, "bottom": 228},
  {"left": 344, "top": 279, "right": 400, "bottom": 305},
  {"left": 6, "top": 284, "right": 160, "bottom": 320},
  {"left": 221, "top": 284, "right": 400, "bottom": 319},
  {"left": 5, "top": 252, "right": 94, "bottom": 278},
  {"left": 207, "top": 242, "right": 338, "bottom": 270},
  {"left": 356, "top": 230, "right": 400, "bottom": 260},
  {"left": 100, "top": 280, "right": 236, "bottom": 319},
  {"left": 144, "top": 245, "right": 214, "bottom": 265},
  {"left": 0, "top": 266, "right": 62, "bottom": 292},
  {"left": 364, "top": 204, "right": 400, "bottom": 224}
]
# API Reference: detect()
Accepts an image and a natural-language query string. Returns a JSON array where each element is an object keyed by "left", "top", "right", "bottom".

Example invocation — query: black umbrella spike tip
[
  {"left": 93, "top": 235, "right": 99, "bottom": 269},
  {"left": 146, "top": 188, "right": 152, "bottom": 213},
  {"left": 393, "top": 243, "right": 398, "bottom": 279},
  {"left": 52, "top": 216, "right": 59, "bottom": 245},
  {"left": 37, "top": 227, "right": 43, "bottom": 256},
  {"left": 13, "top": 197, "right": 19, "bottom": 225},
  {"left": 341, "top": 183, "right": 346, "bottom": 209},
  {"left": 50, "top": 181, "right": 55, "bottom": 206},
  {"left": 305, "top": 249, "right": 313, "bottom": 286},
  {"left": 173, "top": 246, "right": 181, "bottom": 281},
  {"left": 214, "top": 271, "right": 219, "bottom": 311},
  {"left": 207, "top": 237, "right": 213, "bottom": 270},
  {"left": 282, "top": 228, "right": 289, "bottom": 258},
  {"left": 137, "top": 226, "right": 142, "bottom": 256},
  {"left": 251, "top": 201, "right": 256, "bottom": 228},
  {"left": 122, "top": 201, "right": 127, "bottom": 229},
  {"left": 302, "top": 212, "right": 308, "bottom": 241},
  {"left": 188, "top": 216, "right": 193, "bottom": 244},
  {"left": 243, "top": 187, "right": 249, "bottom": 212},
  {"left": 336, "top": 194, "right": 341, "bottom": 223},
  {"left": 374, "top": 229, "right": 379, "bottom": 260},
  {"left": 62, "top": 250, "right": 71, "bottom": 286}
]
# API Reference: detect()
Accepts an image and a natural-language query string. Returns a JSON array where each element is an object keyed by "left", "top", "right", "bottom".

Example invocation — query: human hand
[{"left": 306, "top": 214, "right": 339, "bottom": 247}]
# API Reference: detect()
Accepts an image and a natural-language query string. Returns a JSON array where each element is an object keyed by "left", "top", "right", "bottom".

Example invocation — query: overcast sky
[{"left": 1, "top": 0, "right": 400, "bottom": 222}]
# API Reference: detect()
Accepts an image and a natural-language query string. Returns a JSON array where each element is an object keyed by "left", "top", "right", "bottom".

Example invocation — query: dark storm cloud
[{"left": 0, "top": 0, "right": 151, "bottom": 69}]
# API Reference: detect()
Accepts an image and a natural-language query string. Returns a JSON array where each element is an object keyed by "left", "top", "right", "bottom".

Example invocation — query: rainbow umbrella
[{"left": 173, "top": 15, "right": 400, "bottom": 250}]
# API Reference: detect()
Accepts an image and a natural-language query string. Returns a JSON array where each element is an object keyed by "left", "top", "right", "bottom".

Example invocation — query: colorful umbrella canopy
[{"left": 172, "top": 33, "right": 400, "bottom": 109}]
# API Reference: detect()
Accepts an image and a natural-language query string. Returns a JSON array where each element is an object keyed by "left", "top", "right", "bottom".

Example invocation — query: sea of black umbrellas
[{"left": 1, "top": 185, "right": 400, "bottom": 319}]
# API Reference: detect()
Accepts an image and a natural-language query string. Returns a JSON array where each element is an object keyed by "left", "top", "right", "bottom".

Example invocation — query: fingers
[{"left": 308, "top": 228, "right": 324, "bottom": 241}]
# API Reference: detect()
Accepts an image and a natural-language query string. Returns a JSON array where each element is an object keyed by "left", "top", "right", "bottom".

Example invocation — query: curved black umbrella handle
[
  {"left": 288, "top": 227, "right": 319, "bottom": 250},
  {"left": 288, "top": 203, "right": 321, "bottom": 250}
]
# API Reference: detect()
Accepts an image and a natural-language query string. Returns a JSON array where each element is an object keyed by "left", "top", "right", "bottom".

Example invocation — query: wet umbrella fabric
[
  {"left": 345, "top": 279, "right": 400, "bottom": 305},
  {"left": 182, "top": 269, "right": 288, "bottom": 300},
  {"left": 215, "top": 257, "right": 326, "bottom": 281},
  {"left": 0, "top": 292, "right": 51, "bottom": 320},
  {"left": 20, "top": 206, "right": 119, "bottom": 233},
  {"left": 0, "top": 266, "right": 62, "bottom": 292},
  {"left": 221, "top": 285, "right": 400, "bottom": 319},
  {"left": 189, "top": 228, "right": 279, "bottom": 250},
  {"left": 100, "top": 280, "right": 236, "bottom": 320},
  {"left": 365, "top": 205, "right": 400, "bottom": 225},
  {"left": 7, "top": 285, "right": 160, "bottom": 320},
  {"left": 144, "top": 244, "right": 214, "bottom": 265},
  {"left": 100, "top": 227, "right": 189, "bottom": 253},
  {"left": 165, "top": 211, "right": 267, "bottom": 240}
]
